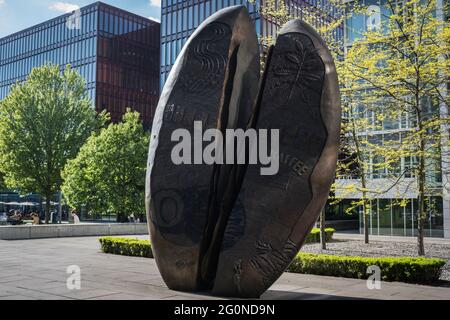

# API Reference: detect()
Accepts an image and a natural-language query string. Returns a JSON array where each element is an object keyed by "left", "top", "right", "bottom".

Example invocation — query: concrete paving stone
[
  {"left": 0, "top": 275, "right": 33, "bottom": 284},
  {"left": 125, "top": 280, "right": 167, "bottom": 288},
  {"left": 2, "top": 287, "right": 73, "bottom": 300},
  {"left": 291, "top": 286, "right": 341, "bottom": 296},
  {"left": 80, "top": 280, "right": 181, "bottom": 299},
  {"left": 10, "top": 279, "right": 65, "bottom": 291},
  {"left": 329, "top": 293, "right": 376, "bottom": 300},
  {"left": 88, "top": 293, "right": 157, "bottom": 300},
  {"left": 1, "top": 295, "right": 37, "bottom": 300},
  {"left": 261, "top": 290, "right": 316, "bottom": 300},
  {"left": 369, "top": 291, "right": 444, "bottom": 300},
  {"left": 165, "top": 291, "right": 228, "bottom": 300},
  {"left": 262, "top": 291, "right": 353, "bottom": 300},
  {"left": 268, "top": 284, "right": 308, "bottom": 292},
  {"left": 0, "top": 288, "right": 15, "bottom": 297},
  {"left": 113, "top": 283, "right": 179, "bottom": 298},
  {"left": 31, "top": 274, "right": 71, "bottom": 283},
  {"left": 80, "top": 281, "right": 150, "bottom": 295},
  {"left": 1, "top": 236, "right": 450, "bottom": 300},
  {"left": 40, "top": 287, "right": 119, "bottom": 300},
  {"left": 160, "top": 295, "right": 206, "bottom": 300}
]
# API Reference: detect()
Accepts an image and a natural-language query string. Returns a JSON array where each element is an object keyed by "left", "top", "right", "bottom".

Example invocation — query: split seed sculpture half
[{"left": 146, "top": 5, "right": 341, "bottom": 298}]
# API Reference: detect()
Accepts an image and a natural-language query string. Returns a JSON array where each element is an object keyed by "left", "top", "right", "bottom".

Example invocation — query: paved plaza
[{"left": 0, "top": 236, "right": 449, "bottom": 300}]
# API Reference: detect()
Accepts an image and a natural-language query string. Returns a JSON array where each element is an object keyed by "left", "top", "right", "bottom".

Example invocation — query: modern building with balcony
[{"left": 0, "top": 1, "right": 160, "bottom": 127}]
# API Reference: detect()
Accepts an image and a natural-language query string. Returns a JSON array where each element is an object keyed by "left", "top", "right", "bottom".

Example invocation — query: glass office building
[
  {"left": 331, "top": 0, "right": 450, "bottom": 238},
  {"left": 0, "top": 2, "right": 160, "bottom": 219},
  {"left": 160, "top": 0, "right": 343, "bottom": 88},
  {"left": 0, "top": 2, "right": 160, "bottom": 126}
]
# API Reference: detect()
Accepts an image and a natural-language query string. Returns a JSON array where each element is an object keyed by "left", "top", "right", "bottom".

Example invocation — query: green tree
[
  {"left": 319, "top": 207, "right": 327, "bottom": 250},
  {"left": 332, "top": 89, "right": 406, "bottom": 244},
  {"left": 0, "top": 171, "right": 5, "bottom": 191},
  {"left": 62, "top": 110, "right": 149, "bottom": 222},
  {"left": 0, "top": 64, "right": 105, "bottom": 223},
  {"left": 338, "top": 0, "right": 449, "bottom": 254}
]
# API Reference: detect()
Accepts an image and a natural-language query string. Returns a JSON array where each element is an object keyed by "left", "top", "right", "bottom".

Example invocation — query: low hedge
[
  {"left": 305, "top": 228, "right": 335, "bottom": 244},
  {"left": 98, "top": 228, "right": 335, "bottom": 258},
  {"left": 99, "top": 237, "right": 446, "bottom": 284},
  {"left": 288, "top": 253, "right": 446, "bottom": 284},
  {"left": 99, "top": 237, "right": 153, "bottom": 258}
]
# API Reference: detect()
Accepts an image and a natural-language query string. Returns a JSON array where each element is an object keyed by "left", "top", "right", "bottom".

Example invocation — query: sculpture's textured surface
[
  {"left": 146, "top": 6, "right": 340, "bottom": 297},
  {"left": 212, "top": 20, "right": 341, "bottom": 298},
  {"left": 146, "top": 6, "right": 260, "bottom": 291}
]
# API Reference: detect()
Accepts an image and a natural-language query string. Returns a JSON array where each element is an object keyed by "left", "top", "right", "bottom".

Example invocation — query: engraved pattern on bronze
[
  {"left": 220, "top": 199, "right": 246, "bottom": 250},
  {"left": 233, "top": 259, "right": 243, "bottom": 294},
  {"left": 249, "top": 239, "right": 299, "bottom": 287},
  {"left": 180, "top": 22, "right": 231, "bottom": 95},
  {"left": 212, "top": 22, "right": 336, "bottom": 298},
  {"left": 146, "top": 6, "right": 261, "bottom": 292},
  {"left": 147, "top": 14, "right": 234, "bottom": 291},
  {"left": 146, "top": 7, "right": 341, "bottom": 298}
]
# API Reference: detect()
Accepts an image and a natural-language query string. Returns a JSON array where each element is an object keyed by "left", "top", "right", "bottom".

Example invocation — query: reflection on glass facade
[
  {"left": 160, "top": 0, "right": 343, "bottom": 88},
  {"left": 346, "top": 0, "right": 450, "bottom": 45},
  {"left": 0, "top": 2, "right": 160, "bottom": 127},
  {"left": 338, "top": 0, "right": 449, "bottom": 237},
  {"left": 357, "top": 197, "right": 444, "bottom": 238},
  {"left": 0, "top": 4, "right": 98, "bottom": 103},
  {"left": 345, "top": 0, "right": 392, "bottom": 44},
  {"left": 96, "top": 4, "right": 160, "bottom": 125}
]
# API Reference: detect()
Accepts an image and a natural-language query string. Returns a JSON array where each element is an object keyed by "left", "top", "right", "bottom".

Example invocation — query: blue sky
[{"left": 0, "top": 0, "right": 161, "bottom": 38}]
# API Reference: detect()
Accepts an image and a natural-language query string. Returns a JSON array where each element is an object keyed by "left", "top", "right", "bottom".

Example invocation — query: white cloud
[
  {"left": 149, "top": 0, "right": 161, "bottom": 8},
  {"left": 49, "top": 2, "right": 80, "bottom": 13},
  {"left": 148, "top": 16, "right": 160, "bottom": 23},
  {"left": 0, "top": 0, "right": 6, "bottom": 7}
]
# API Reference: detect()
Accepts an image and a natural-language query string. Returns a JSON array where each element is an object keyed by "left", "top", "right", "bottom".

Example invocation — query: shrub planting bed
[
  {"left": 99, "top": 233, "right": 446, "bottom": 285},
  {"left": 288, "top": 252, "right": 446, "bottom": 284},
  {"left": 305, "top": 228, "right": 335, "bottom": 243},
  {"left": 99, "top": 228, "right": 335, "bottom": 258},
  {"left": 99, "top": 237, "right": 153, "bottom": 258}
]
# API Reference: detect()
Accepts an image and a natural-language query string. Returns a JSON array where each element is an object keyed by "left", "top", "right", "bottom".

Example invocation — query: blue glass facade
[
  {"left": 0, "top": 5, "right": 98, "bottom": 102},
  {"left": 0, "top": 2, "right": 160, "bottom": 126},
  {"left": 160, "top": 0, "right": 343, "bottom": 88},
  {"left": 337, "top": 0, "right": 450, "bottom": 237},
  {"left": 345, "top": 0, "right": 392, "bottom": 44},
  {"left": 96, "top": 4, "right": 160, "bottom": 125},
  {"left": 345, "top": 0, "right": 450, "bottom": 44}
]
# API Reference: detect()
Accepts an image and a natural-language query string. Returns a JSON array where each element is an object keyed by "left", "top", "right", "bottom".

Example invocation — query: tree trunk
[
  {"left": 364, "top": 201, "right": 370, "bottom": 244},
  {"left": 117, "top": 212, "right": 127, "bottom": 223},
  {"left": 45, "top": 195, "right": 51, "bottom": 224},
  {"left": 351, "top": 111, "right": 369, "bottom": 245},
  {"left": 416, "top": 98, "right": 426, "bottom": 256},
  {"left": 361, "top": 188, "right": 369, "bottom": 244},
  {"left": 320, "top": 207, "right": 327, "bottom": 250},
  {"left": 417, "top": 156, "right": 426, "bottom": 256}
]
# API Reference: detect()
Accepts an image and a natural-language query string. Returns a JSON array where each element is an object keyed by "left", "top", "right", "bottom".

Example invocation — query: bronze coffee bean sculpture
[{"left": 146, "top": 5, "right": 341, "bottom": 298}]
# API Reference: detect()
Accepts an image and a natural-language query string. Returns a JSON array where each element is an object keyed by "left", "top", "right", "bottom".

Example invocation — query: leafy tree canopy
[
  {"left": 0, "top": 64, "right": 106, "bottom": 222},
  {"left": 62, "top": 110, "right": 149, "bottom": 220},
  {"left": 333, "top": 0, "right": 449, "bottom": 252},
  {"left": 0, "top": 171, "right": 5, "bottom": 191}
]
